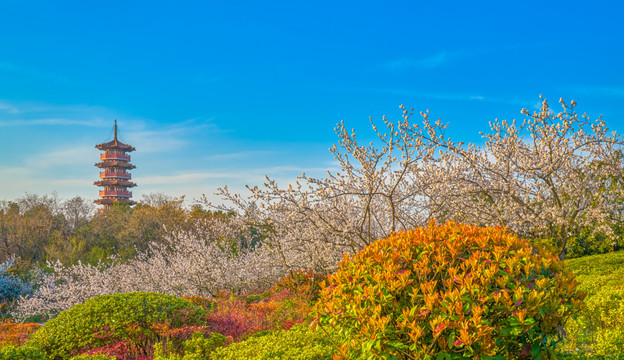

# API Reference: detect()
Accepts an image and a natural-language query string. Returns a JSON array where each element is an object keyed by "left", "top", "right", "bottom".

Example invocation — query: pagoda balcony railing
[
  {"left": 101, "top": 153, "right": 130, "bottom": 161},
  {"left": 100, "top": 171, "right": 131, "bottom": 179},
  {"left": 99, "top": 190, "right": 132, "bottom": 198}
]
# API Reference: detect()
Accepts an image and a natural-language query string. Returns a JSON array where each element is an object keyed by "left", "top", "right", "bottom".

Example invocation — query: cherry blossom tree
[
  {"left": 13, "top": 216, "right": 275, "bottom": 320},
  {"left": 214, "top": 97, "right": 624, "bottom": 264},
  {"left": 208, "top": 109, "right": 446, "bottom": 273},
  {"left": 428, "top": 97, "right": 624, "bottom": 258}
]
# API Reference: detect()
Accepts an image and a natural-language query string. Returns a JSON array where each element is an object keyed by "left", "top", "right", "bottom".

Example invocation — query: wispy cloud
[
  {"left": 137, "top": 164, "right": 328, "bottom": 186},
  {"left": 0, "top": 101, "right": 19, "bottom": 114},
  {"left": 126, "top": 118, "right": 220, "bottom": 153},
  {"left": 359, "top": 87, "right": 531, "bottom": 106},
  {"left": 0, "top": 99, "right": 118, "bottom": 127},
  {"left": 138, "top": 172, "right": 248, "bottom": 185},
  {"left": 383, "top": 51, "right": 462, "bottom": 71},
  {"left": 381, "top": 43, "right": 549, "bottom": 73},
  {"left": 206, "top": 150, "right": 277, "bottom": 161},
  {"left": 0, "top": 99, "right": 223, "bottom": 154},
  {"left": 24, "top": 146, "right": 96, "bottom": 168},
  {"left": 0, "top": 118, "right": 107, "bottom": 127}
]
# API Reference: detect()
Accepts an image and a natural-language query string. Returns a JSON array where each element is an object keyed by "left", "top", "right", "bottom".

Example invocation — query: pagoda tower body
[{"left": 94, "top": 120, "right": 137, "bottom": 211}]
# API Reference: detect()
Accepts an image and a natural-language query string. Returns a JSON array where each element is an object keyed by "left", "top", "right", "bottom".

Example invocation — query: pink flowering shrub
[
  {"left": 203, "top": 285, "right": 315, "bottom": 341},
  {"left": 82, "top": 340, "right": 151, "bottom": 360}
]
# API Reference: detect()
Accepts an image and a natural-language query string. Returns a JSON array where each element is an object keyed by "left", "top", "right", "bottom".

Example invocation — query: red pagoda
[{"left": 94, "top": 120, "right": 137, "bottom": 210}]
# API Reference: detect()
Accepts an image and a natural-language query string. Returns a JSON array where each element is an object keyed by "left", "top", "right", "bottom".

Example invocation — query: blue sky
[{"left": 0, "top": 0, "right": 623, "bottom": 205}]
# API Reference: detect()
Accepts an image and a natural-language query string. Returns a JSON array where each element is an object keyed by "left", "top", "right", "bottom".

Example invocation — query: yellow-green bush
[
  {"left": 561, "top": 251, "right": 624, "bottom": 356},
  {"left": 210, "top": 322, "right": 339, "bottom": 359},
  {"left": 315, "top": 221, "right": 584, "bottom": 359},
  {"left": 0, "top": 344, "right": 47, "bottom": 360},
  {"left": 153, "top": 332, "right": 227, "bottom": 360},
  {"left": 27, "top": 292, "right": 206, "bottom": 360}
]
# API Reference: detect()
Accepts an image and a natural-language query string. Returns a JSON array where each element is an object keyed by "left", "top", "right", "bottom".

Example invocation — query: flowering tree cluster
[
  {"left": 212, "top": 97, "right": 624, "bottom": 272},
  {"left": 12, "top": 217, "right": 281, "bottom": 320},
  {"left": 207, "top": 110, "right": 446, "bottom": 274},
  {"left": 428, "top": 97, "right": 624, "bottom": 258}
]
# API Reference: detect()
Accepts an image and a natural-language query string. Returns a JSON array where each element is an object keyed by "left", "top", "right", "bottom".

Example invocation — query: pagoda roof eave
[
  {"left": 94, "top": 180, "right": 137, "bottom": 187},
  {"left": 95, "top": 161, "right": 136, "bottom": 169},
  {"left": 94, "top": 198, "right": 137, "bottom": 205},
  {"left": 95, "top": 140, "right": 136, "bottom": 152}
]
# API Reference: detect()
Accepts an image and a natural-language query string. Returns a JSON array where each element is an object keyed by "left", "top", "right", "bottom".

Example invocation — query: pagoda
[{"left": 94, "top": 120, "right": 137, "bottom": 211}]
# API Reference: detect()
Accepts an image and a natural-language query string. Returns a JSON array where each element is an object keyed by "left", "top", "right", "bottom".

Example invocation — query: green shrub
[
  {"left": 153, "top": 332, "right": 227, "bottom": 360},
  {"left": 565, "top": 227, "right": 624, "bottom": 259},
  {"left": 211, "top": 322, "right": 339, "bottom": 360},
  {"left": 315, "top": 221, "right": 585, "bottom": 359},
  {"left": 0, "top": 344, "right": 47, "bottom": 360},
  {"left": 560, "top": 251, "right": 624, "bottom": 356},
  {"left": 27, "top": 292, "right": 206, "bottom": 360}
]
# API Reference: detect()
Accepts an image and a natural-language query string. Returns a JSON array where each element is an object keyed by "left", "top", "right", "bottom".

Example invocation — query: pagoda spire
[{"left": 94, "top": 120, "right": 137, "bottom": 212}]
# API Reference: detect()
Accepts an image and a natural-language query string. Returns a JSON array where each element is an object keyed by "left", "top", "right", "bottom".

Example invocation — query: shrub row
[{"left": 0, "top": 222, "right": 601, "bottom": 359}]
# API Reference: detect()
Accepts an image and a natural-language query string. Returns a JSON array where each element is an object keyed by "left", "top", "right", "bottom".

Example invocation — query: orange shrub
[
  {"left": 0, "top": 320, "right": 41, "bottom": 346},
  {"left": 314, "top": 221, "right": 584, "bottom": 359}
]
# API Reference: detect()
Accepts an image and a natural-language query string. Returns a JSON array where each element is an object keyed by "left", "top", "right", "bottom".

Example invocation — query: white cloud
[
  {"left": 383, "top": 51, "right": 460, "bottom": 71},
  {"left": 0, "top": 99, "right": 119, "bottom": 128},
  {"left": 361, "top": 88, "right": 530, "bottom": 106},
  {"left": 24, "top": 146, "right": 97, "bottom": 168},
  {"left": 137, "top": 165, "right": 310, "bottom": 186},
  {"left": 206, "top": 150, "right": 277, "bottom": 161},
  {"left": 0, "top": 118, "right": 107, "bottom": 127},
  {"left": 0, "top": 101, "right": 20, "bottom": 114},
  {"left": 122, "top": 117, "right": 221, "bottom": 153}
]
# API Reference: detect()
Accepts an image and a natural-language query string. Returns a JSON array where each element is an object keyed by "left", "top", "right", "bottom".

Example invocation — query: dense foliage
[
  {"left": 315, "top": 221, "right": 584, "bottom": 359},
  {"left": 0, "top": 193, "right": 231, "bottom": 270},
  {"left": 28, "top": 292, "right": 206, "bottom": 360},
  {"left": 560, "top": 251, "right": 624, "bottom": 357},
  {"left": 210, "top": 322, "right": 339, "bottom": 360},
  {"left": 0, "top": 343, "right": 48, "bottom": 360},
  {"left": 0, "top": 256, "right": 33, "bottom": 318},
  {"left": 153, "top": 332, "right": 227, "bottom": 360},
  {"left": 1, "top": 248, "right": 623, "bottom": 360},
  {"left": 0, "top": 321, "right": 40, "bottom": 347}
]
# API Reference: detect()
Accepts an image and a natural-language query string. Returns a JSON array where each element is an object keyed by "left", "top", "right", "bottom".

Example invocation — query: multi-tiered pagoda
[{"left": 94, "top": 120, "right": 137, "bottom": 211}]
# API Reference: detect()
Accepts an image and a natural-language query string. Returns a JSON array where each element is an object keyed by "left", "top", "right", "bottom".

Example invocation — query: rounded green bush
[
  {"left": 210, "top": 322, "right": 339, "bottom": 360},
  {"left": 28, "top": 292, "right": 206, "bottom": 360}
]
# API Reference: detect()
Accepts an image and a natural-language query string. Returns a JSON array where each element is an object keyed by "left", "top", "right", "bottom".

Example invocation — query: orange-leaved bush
[
  {"left": 314, "top": 221, "right": 584, "bottom": 359},
  {"left": 0, "top": 320, "right": 41, "bottom": 346}
]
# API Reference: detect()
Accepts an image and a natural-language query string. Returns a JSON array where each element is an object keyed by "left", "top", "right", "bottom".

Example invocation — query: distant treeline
[{"left": 0, "top": 193, "right": 232, "bottom": 271}]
